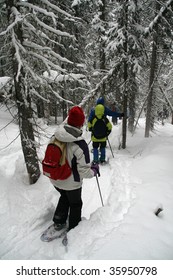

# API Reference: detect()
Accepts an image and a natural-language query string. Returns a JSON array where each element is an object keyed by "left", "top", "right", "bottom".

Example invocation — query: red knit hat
[{"left": 67, "top": 106, "right": 85, "bottom": 127}]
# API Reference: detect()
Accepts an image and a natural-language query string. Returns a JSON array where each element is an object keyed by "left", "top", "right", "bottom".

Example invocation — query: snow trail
[
  {"left": 42, "top": 151, "right": 136, "bottom": 260},
  {"left": 1, "top": 114, "right": 173, "bottom": 260},
  {"left": 0, "top": 119, "right": 136, "bottom": 259}
]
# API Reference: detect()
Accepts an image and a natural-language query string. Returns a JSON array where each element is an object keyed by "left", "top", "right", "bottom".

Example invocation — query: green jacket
[{"left": 88, "top": 104, "right": 112, "bottom": 142}]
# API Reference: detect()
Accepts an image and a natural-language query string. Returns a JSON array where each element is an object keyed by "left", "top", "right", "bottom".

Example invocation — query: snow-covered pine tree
[
  {"left": 1, "top": 0, "right": 88, "bottom": 183},
  {"left": 144, "top": 0, "right": 173, "bottom": 137},
  {"left": 106, "top": 0, "right": 146, "bottom": 147},
  {"left": 72, "top": 0, "right": 110, "bottom": 111}
]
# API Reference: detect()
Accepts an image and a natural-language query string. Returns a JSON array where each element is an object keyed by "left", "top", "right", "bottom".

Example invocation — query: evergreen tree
[
  {"left": 106, "top": 0, "right": 146, "bottom": 147},
  {"left": 144, "top": 0, "right": 173, "bottom": 137},
  {"left": 1, "top": 0, "right": 87, "bottom": 183}
]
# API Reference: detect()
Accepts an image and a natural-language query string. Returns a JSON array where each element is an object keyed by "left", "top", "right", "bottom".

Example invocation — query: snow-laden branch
[
  {"left": 11, "top": 30, "right": 23, "bottom": 82},
  {"left": 159, "top": 86, "right": 173, "bottom": 111},
  {"left": 79, "top": 62, "right": 122, "bottom": 107},
  {"left": 48, "top": 86, "right": 74, "bottom": 105},
  {"left": 40, "top": 0, "right": 80, "bottom": 21},
  {"left": 24, "top": 63, "right": 47, "bottom": 85},
  {"left": 28, "top": 51, "right": 67, "bottom": 74},
  {"left": 35, "top": 16, "right": 74, "bottom": 39},
  {"left": 23, "top": 41, "right": 73, "bottom": 65},
  {"left": 145, "top": 0, "right": 173, "bottom": 35},
  {"left": 23, "top": 20, "right": 64, "bottom": 49},
  {"left": 0, "top": 6, "right": 23, "bottom": 36},
  {"left": 30, "top": 88, "right": 50, "bottom": 103},
  {"left": 17, "top": 1, "right": 57, "bottom": 26},
  {"left": 44, "top": 70, "right": 86, "bottom": 85}
]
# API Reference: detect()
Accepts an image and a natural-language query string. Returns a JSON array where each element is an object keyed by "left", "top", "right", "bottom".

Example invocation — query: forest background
[{"left": 0, "top": 0, "right": 173, "bottom": 185}]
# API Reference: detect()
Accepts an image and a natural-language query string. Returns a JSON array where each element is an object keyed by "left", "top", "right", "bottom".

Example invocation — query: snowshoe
[{"left": 40, "top": 223, "right": 67, "bottom": 242}]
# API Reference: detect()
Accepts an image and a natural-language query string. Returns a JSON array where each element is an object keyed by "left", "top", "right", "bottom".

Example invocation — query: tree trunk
[
  {"left": 128, "top": 0, "right": 139, "bottom": 134},
  {"left": 145, "top": 34, "right": 158, "bottom": 137},
  {"left": 15, "top": 76, "right": 41, "bottom": 184},
  {"left": 128, "top": 89, "right": 136, "bottom": 133},
  {"left": 122, "top": 0, "right": 128, "bottom": 149},
  {"left": 37, "top": 99, "right": 44, "bottom": 118},
  {"left": 145, "top": 2, "right": 159, "bottom": 137},
  {"left": 7, "top": 0, "right": 40, "bottom": 184},
  {"left": 99, "top": 0, "right": 106, "bottom": 96}
]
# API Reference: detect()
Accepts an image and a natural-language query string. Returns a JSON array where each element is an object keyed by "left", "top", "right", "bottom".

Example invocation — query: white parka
[{"left": 50, "top": 123, "right": 95, "bottom": 190}]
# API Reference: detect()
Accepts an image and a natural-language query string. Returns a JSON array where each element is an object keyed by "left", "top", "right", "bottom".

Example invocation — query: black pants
[{"left": 53, "top": 187, "right": 82, "bottom": 230}]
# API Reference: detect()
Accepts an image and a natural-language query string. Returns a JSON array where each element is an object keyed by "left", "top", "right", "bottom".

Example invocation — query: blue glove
[{"left": 91, "top": 163, "right": 100, "bottom": 177}]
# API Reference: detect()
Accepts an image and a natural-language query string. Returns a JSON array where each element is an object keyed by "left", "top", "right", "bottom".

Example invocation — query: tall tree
[
  {"left": 106, "top": 0, "right": 146, "bottom": 148},
  {"left": 5, "top": 0, "right": 40, "bottom": 184},
  {"left": 1, "top": 0, "right": 85, "bottom": 183},
  {"left": 145, "top": 0, "right": 173, "bottom": 137}
]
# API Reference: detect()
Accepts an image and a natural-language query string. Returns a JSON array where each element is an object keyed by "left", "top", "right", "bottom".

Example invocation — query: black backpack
[{"left": 92, "top": 115, "right": 109, "bottom": 139}]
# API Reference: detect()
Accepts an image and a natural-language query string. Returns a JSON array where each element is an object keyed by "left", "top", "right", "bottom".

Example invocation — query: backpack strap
[
  {"left": 51, "top": 138, "right": 67, "bottom": 166},
  {"left": 103, "top": 116, "right": 109, "bottom": 125}
]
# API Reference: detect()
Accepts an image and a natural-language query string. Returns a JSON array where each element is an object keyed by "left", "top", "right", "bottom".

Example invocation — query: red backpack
[{"left": 42, "top": 138, "right": 71, "bottom": 180}]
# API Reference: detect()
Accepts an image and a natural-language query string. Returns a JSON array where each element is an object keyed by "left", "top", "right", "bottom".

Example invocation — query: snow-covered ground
[{"left": 0, "top": 104, "right": 173, "bottom": 267}]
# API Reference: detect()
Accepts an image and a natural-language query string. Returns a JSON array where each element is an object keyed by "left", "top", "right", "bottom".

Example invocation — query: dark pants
[{"left": 53, "top": 187, "right": 82, "bottom": 230}]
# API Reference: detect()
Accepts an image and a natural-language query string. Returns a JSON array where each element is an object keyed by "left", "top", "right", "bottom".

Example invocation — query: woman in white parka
[{"left": 49, "top": 106, "right": 99, "bottom": 235}]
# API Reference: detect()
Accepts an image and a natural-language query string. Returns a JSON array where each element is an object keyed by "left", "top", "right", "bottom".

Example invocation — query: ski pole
[
  {"left": 107, "top": 138, "right": 114, "bottom": 158},
  {"left": 95, "top": 174, "right": 104, "bottom": 207},
  {"left": 62, "top": 231, "right": 68, "bottom": 246}
]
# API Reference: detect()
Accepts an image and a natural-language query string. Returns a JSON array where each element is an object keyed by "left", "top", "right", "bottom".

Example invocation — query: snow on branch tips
[
  {"left": 17, "top": 1, "right": 57, "bottom": 26},
  {"left": 28, "top": 52, "right": 67, "bottom": 75},
  {"left": 24, "top": 64, "right": 46, "bottom": 84},
  {"left": 40, "top": 0, "right": 81, "bottom": 21},
  {"left": 23, "top": 41, "right": 73, "bottom": 65},
  {"left": 79, "top": 64, "right": 122, "bottom": 107},
  {"left": 23, "top": 20, "right": 64, "bottom": 49},
  {"left": 30, "top": 88, "right": 50, "bottom": 104},
  {"left": 144, "top": 0, "right": 173, "bottom": 35},
  {"left": 35, "top": 16, "right": 74, "bottom": 39},
  {"left": 48, "top": 86, "right": 74, "bottom": 106},
  {"left": 11, "top": 30, "right": 23, "bottom": 82},
  {"left": 0, "top": 7, "right": 23, "bottom": 36}
]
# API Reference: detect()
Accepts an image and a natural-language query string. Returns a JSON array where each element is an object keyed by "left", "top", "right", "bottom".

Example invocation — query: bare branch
[{"left": 0, "top": 133, "right": 20, "bottom": 151}]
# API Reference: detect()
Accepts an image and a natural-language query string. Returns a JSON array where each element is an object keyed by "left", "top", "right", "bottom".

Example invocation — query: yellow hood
[{"left": 95, "top": 104, "right": 105, "bottom": 119}]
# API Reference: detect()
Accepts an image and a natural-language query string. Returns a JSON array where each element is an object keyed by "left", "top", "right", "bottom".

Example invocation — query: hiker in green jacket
[{"left": 88, "top": 104, "right": 112, "bottom": 163}]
